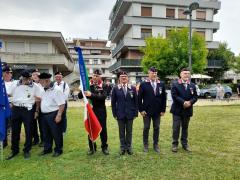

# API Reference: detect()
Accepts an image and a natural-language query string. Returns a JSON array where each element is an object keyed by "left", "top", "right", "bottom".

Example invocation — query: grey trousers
[
  {"left": 172, "top": 115, "right": 190, "bottom": 147},
  {"left": 143, "top": 115, "right": 160, "bottom": 146},
  {"left": 117, "top": 118, "right": 133, "bottom": 151}
]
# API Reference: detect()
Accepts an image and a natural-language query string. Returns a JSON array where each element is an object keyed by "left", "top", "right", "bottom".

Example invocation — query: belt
[
  {"left": 42, "top": 111, "right": 58, "bottom": 115},
  {"left": 13, "top": 105, "right": 29, "bottom": 110}
]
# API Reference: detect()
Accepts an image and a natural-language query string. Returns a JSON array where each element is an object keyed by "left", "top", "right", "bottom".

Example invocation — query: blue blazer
[
  {"left": 138, "top": 80, "right": 167, "bottom": 117},
  {"left": 111, "top": 84, "right": 138, "bottom": 120},
  {"left": 170, "top": 79, "right": 198, "bottom": 117}
]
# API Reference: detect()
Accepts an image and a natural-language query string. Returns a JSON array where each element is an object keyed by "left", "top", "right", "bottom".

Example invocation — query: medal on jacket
[
  {"left": 159, "top": 87, "right": 162, "bottom": 95},
  {"left": 190, "top": 87, "right": 194, "bottom": 95},
  {"left": 129, "top": 90, "right": 133, "bottom": 98}
]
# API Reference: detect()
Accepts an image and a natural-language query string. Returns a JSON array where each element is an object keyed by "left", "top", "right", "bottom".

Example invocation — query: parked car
[{"left": 200, "top": 84, "right": 232, "bottom": 98}]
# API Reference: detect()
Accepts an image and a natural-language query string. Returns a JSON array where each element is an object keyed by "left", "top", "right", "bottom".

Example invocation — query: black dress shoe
[
  {"left": 52, "top": 152, "right": 62, "bottom": 157},
  {"left": 87, "top": 150, "right": 95, "bottom": 155},
  {"left": 24, "top": 152, "right": 31, "bottom": 159},
  {"left": 183, "top": 145, "right": 192, "bottom": 152},
  {"left": 127, "top": 150, "right": 133, "bottom": 155},
  {"left": 119, "top": 150, "right": 125, "bottom": 155},
  {"left": 102, "top": 149, "right": 109, "bottom": 155},
  {"left": 172, "top": 145, "right": 178, "bottom": 153},
  {"left": 6, "top": 152, "right": 19, "bottom": 160},
  {"left": 39, "top": 150, "right": 52, "bottom": 156}
]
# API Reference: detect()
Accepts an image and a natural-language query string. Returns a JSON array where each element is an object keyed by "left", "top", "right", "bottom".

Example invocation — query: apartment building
[
  {"left": 108, "top": 0, "right": 221, "bottom": 83},
  {"left": 65, "top": 38, "right": 113, "bottom": 86}
]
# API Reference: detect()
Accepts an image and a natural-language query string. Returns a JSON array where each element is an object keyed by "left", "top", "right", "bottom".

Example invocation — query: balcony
[
  {"left": 109, "top": 59, "right": 142, "bottom": 72},
  {"left": 0, "top": 52, "right": 74, "bottom": 71},
  {"left": 207, "top": 59, "right": 222, "bottom": 68}
]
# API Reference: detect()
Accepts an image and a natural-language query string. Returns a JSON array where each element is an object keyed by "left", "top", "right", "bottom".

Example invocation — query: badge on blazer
[
  {"left": 27, "top": 94, "right": 31, "bottom": 98},
  {"left": 129, "top": 90, "right": 134, "bottom": 98},
  {"left": 159, "top": 87, "right": 162, "bottom": 95},
  {"left": 190, "top": 87, "right": 194, "bottom": 95}
]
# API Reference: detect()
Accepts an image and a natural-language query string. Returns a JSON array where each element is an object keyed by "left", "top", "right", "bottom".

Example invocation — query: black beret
[
  {"left": 31, "top": 68, "right": 39, "bottom": 73},
  {"left": 117, "top": 71, "right": 128, "bottom": 78},
  {"left": 54, "top": 71, "right": 62, "bottom": 76},
  {"left": 93, "top": 69, "right": 102, "bottom": 75},
  {"left": 3, "top": 66, "right": 12, "bottom": 72},
  {"left": 39, "top": 72, "right": 52, "bottom": 79},
  {"left": 181, "top": 68, "right": 190, "bottom": 72},
  {"left": 149, "top": 67, "right": 157, "bottom": 72},
  {"left": 21, "top": 70, "right": 32, "bottom": 78}
]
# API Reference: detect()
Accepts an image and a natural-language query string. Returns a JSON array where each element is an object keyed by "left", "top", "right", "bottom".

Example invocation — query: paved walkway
[{"left": 68, "top": 98, "right": 240, "bottom": 107}]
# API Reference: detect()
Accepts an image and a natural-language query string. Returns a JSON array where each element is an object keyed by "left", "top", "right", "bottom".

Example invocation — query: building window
[
  {"left": 178, "top": 9, "right": 187, "bottom": 19},
  {"left": 196, "top": 10, "right": 206, "bottom": 20},
  {"left": 85, "top": 59, "right": 89, "bottom": 65},
  {"left": 166, "top": 8, "right": 175, "bottom": 18},
  {"left": 30, "top": 43, "right": 48, "bottom": 53},
  {"left": 6, "top": 42, "right": 24, "bottom": 53},
  {"left": 93, "top": 59, "right": 98, "bottom": 65},
  {"left": 102, "top": 69, "right": 105, "bottom": 74},
  {"left": 141, "top": 28, "right": 152, "bottom": 39},
  {"left": 101, "top": 60, "right": 105, "bottom": 65},
  {"left": 166, "top": 29, "right": 172, "bottom": 38},
  {"left": 80, "top": 42, "right": 86, "bottom": 46},
  {"left": 141, "top": 6, "right": 152, "bottom": 17},
  {"left": 195, "top": 31, "right": 205, "bottom": 38}
]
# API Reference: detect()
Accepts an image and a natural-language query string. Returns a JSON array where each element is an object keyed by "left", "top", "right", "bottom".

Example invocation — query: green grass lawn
[{"left": 1, "top": 106, "right": 240, "bottom": 180}]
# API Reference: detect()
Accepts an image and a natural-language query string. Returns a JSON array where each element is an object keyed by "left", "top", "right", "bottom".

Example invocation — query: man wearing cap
[
  {"left": 2, "top": 65, "right": 14, "bottom": 148},
  {"left": 78, "top": 69, "right": 109, "bottom": 155},
  {"left": 6, "top": 70, "right": 41, "bottom": 160},
  {"left": 54, "top": 72, "right": 70, "bottom": 134},
  {"left": 138, "top": 67, "right": 166, "bottom": 153},
  {"left": 111, "top": 71, "right": 138, "bottom": 155},
  {"left": 170, "top": 68, "right": 198, "bottom": 153},
  {"left": 31, "top": 69, "right": 44, "bottom": 146},
  {"left": 39, "top": 72, "right": 65, "bottom": 157}
]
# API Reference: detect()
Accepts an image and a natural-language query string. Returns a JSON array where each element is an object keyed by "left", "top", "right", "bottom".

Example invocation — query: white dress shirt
[
  {"left": 8, "top": 81, "right": 41, "bottom": 110},
  {"left": 40, "top": 86, "right": 66, "bottom": 113},
  {"left": 54, "top": 81, "right": 70, "bottom": 101}
]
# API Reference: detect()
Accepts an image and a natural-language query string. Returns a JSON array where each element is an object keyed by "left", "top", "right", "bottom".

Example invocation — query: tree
[
  {"left": 140, "top": 28, "right": 208, "bottom": 78},
  {"left": 207, "top": 42, "right": 235, "bottom": 81},
  {"left": 232, "top": 55, "right": 240, "bottom": 74}
]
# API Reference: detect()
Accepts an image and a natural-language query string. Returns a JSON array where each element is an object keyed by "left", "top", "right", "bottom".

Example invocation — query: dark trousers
[
  {"left": 11, "top": 106, "right": 33, "bottom": 153},
  {"left": 32, "top": 113, "right": 43, "bottom": 143},
  {"left": 143, "top": 115, "right": 160, "bottom": 146},
  {"left": 88, "top": 108, "right": 108, "bottom": 151},
  {"left": 172, "top": 115, "right": 190, "bottom": 146},
  {"left": 117, "top": 118, "right": 133, "bottom": 151},
  {"left": 61, "top": 103, "right": 68, "bottom": 133},
  {"left": 42, "top": 111, "right": 63, "bottom": 153},
  {"left": 3, "top": 117, "right": 9, "bottom": 147}
]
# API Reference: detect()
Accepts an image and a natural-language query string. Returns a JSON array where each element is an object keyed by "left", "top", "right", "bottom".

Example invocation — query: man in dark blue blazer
[
  {"left": 170, "top": 68, "right": 198, "bottom": 153},
  {"left": 138, "top": 67, "right": 166, "bottom": 153},
  {"left": 111, "top": 71, "right": 138, "bottom": 155}
]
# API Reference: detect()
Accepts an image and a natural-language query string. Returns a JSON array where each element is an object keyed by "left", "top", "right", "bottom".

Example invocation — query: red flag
[{"left": 84, "top": 101, "right": 102, "bottom": 142}]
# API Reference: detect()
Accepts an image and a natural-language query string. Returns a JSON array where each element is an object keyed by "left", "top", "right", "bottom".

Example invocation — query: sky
[{"left": 0, "top": 0, "right": 239, "bottom": 55}]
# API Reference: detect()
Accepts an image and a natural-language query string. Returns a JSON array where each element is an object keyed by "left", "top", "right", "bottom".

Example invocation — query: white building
[{"left": 0, "top": 29, "right": 74, "bottom": 80}]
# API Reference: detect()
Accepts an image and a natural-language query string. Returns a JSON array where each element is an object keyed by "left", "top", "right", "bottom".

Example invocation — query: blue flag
[{"left": 0, "top": 60, "right": 11, "bottom": 141}]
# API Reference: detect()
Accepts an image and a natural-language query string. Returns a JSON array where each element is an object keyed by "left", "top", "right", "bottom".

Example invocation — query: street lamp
[{"left": 183, "top": 2, "right": 199, "bottom": 72}]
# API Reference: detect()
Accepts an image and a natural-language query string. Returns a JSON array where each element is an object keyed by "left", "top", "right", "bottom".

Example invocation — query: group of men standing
[
  {"left": 80, "top": 67, "right": 198, "bottom": 156},
  {"left": 2, "top": 63, "right": 198, "bottom": 159},
  {"left": 2, "top": 63, "right": 70, "bottom": 159}
]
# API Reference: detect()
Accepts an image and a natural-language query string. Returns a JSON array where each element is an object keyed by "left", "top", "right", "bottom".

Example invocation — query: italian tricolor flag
[{"left": 75, "top": 47, "right": 102, "bottom": 142}]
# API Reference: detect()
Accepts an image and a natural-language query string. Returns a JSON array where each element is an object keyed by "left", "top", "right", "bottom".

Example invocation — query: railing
[
  {"left": 109, "top": 59, "right": 141, "bottom": 72},
  {"left": 208, "top": 59, "right": 222, "bottom": 68}
]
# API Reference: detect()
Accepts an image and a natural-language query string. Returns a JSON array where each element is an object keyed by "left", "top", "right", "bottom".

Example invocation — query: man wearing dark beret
[
  {"left": 78, "top": 69, "right": 109, "bottom": 155},
  {"left": 38, "top": 72, "right": 65, "bottom": 157},
  {"left": 170, "top": 68, "right": 198, "bottom": 153},
  {"left": 111, "top": 71, "right": 138, "bottom": 155},
  {"left": 138, "top": 67, "right": 167, "bottom": 153},
  {"left": 6, "top": 70, "right": 41, "bottom": 160}
]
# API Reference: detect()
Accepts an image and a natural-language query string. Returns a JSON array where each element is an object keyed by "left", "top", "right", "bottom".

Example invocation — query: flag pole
[{"left": 0, "top": 141, "right": 3, "bottom": 162}]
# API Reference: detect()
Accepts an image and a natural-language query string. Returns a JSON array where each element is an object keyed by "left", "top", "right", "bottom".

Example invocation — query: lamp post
[{"left": 183, "top": 2, "right": 199, "bottom": 72}]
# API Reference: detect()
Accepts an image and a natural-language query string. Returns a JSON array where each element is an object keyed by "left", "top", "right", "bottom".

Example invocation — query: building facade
[
  {"left": 0, "top": 29, "right": 73, "bottom": 80},
  {"left": 108, "top": 0, "right": 221, "bottom": 83},
  {"left": 65, "top": 38, "right": 114, "bottom": 87}
]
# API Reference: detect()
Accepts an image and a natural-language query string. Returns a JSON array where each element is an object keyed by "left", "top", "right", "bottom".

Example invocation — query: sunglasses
[{"left": 5, "top": 71, "right": 13, "bottom": 74}]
